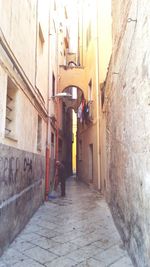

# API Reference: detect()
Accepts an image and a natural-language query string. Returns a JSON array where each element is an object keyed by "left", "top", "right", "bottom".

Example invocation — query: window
[
  {"left": 54, "top": 0, "right": 56, "bottom": 11},
  {"left": 89, "top": 144, "right": 93, "bottom": 183},
  {"left": 38, "top": 23, "right": 44, "bottom": 54},
  {"left": 51, "top": 132, "right": 55, "bottom": 159},
  {"left": 88, "top": 79, "right": 93, "bottom": 122},
  {"left": 79, "top": 140, "right": 82, "bottom": 161},
  {"left": 5, "top": 77, "right": 18, "bottom": 140},
  {"left": 58, "top": 138, "right": 62, "bottom": 160},
  {"left": 88, "top": 79, "right": 92, "bottom": 101},
  {"left": 86, "top": 22, "right": 91, "bottom": 48},
  {"left": 101, "top": 82, "right": 105, "bottom": 108},
  {"left": 51, "top": 132, "right": 54, "bottom": 145},
  {"left": 58, "top": 139, "right": 62, "bottom": 151},
  {"left": 37, "top": 115, "right": 42, "bottom": 151},
  {"left": 52, "top": 73, "right": 55, "bottom": 97}
]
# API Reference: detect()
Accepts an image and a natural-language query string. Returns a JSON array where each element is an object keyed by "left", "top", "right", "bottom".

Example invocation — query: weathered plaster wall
[
  {"left": 36, "top": 0, "right": 49, "bottom": 103},
  {"left": 76, "top": 0, "right": 99, "bottom": 188},
  {"left": 0, "top": 144, "right": 45, "bottom": 256},
  {"left": 97, "top": 0, "right": 112, "bottom": 83},
  {"left": 77, "top": 123, "right": 98, "bottom": 188},
  {"left": 0, "top": 67, "right": 46, "bottom": 154},
  {"left": 0, "top": 0, "right": 37, "bottom": 86},
  {"left": 0, "top": 0, "right": 48, "bottom": 254},
  {"left": 105, "top": 1, "right": 150, "bottom": 266},
  {"left": 76, "top": 0, "right": 112, "bottom": 190},
  {"left": 0, "top": 0, "right": 49, "bottom": 105},
  {"left": 59, "top": 67, "right": 86, "bottom": 96}
]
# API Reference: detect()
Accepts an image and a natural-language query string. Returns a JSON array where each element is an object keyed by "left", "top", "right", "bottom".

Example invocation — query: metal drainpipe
[
  {"left": 55, "top": 15, "right": 60, "bottom": 165},
  {"left": 35, "top": 0, "right": 38, "bottom": 89},
  {"left": 96, "top": 0, "right": 101, "bottom": 190},
  {"left": 45, "top": 4, "right": 51, "bottom": 200},
  {"left": 56, "top": 98, "right": 59, "bottom": 163}
]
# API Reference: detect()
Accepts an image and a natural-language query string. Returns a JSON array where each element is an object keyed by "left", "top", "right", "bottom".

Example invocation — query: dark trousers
[{"left": 60, "top": 177, "right": 65, "bottom": 196}]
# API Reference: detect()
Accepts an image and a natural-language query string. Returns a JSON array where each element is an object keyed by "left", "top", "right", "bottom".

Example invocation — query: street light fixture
[{"left": 54, "top": 92, "right": 72, "bottom": 98}]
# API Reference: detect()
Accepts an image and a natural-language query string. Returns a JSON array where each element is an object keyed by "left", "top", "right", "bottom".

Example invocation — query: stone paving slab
[
  {"left": 93, "top": 244, "right": 126, "bottom": 265},
  {"left": 0, "top": 176, "right": 134, "bottom": 267},
  {"left": 22, "top": 246, "right": 57, "bottom": 264},
  {"left": 45, "top": 256, "right": 76, "bottom": 267},
  {"left": 110, "top": 256, "right": 134, "bottom": 267}
]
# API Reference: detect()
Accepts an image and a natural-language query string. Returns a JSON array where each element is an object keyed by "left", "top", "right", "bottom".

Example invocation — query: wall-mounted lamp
[
  {"left": 112, "top": 72, "right": 119, "bottom": 75},
  {"left": 54, "top": 92, "right": 72, "bottom": 98},
  {"left": 49, "top": 92, "right": 72, "bottom": 101},
  {"left": 127, "top": 18, "right": 137, "bottom": 23}
]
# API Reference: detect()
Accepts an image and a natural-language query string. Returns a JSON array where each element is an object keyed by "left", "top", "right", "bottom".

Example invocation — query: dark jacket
[{"left": 57, "top": 163, "right": 65, "bottom": 181}]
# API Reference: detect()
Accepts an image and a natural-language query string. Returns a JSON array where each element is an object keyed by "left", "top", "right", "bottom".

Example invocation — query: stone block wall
[
  {"left": 105, "top": 0, "right": 150, "bottom": 266},
  {"left": 0, "top": 144, "right": 45, "bottom": 256}
]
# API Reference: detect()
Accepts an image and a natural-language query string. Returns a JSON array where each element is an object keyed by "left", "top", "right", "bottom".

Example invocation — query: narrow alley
[
  {"left": 1, "top": 0, "right": 150, "bottom": 266},
  {"left": 0, "top": 177, "right": 133, "bottom": 267}
]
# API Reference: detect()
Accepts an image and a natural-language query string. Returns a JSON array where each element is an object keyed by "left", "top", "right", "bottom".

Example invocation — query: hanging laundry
[
  {"left": 77, "top": 103, "right": 83, "bottom": 123},
  {"left": 77, "top": 95, "right": 88, "bottom": 124},
  {"left": 84, "top": 103, "right": 89, "bottom": 122},
  {"left": 87, "top": 101, "right": 93, "bottom": 121}
]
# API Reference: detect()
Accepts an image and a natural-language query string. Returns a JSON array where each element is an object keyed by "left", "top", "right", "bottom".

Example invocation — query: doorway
[
  {"left": 89, "top": 144, "right": 93, "bottom": 183},
  {"left": 72, "top": 110, "right": 77, "bottom": 174}
]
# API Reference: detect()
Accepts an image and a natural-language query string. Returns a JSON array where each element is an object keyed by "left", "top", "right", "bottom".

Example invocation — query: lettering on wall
[
  {"left": 23, "top": 158, "right": 33, "bottom": 185},
  {"left": 23, "top": 158, "right": 32, "bottom": 172},
  {"left": 0, "top": 155, "right": 43, "bottom": 187},
  {"left": 0, "top": 157, "right": 20, "bottom": 185}
]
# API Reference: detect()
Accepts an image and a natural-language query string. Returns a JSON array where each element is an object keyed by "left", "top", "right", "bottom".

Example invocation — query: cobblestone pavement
[{"left": 0, "top": 176, "right": 134, "bottom": 267}]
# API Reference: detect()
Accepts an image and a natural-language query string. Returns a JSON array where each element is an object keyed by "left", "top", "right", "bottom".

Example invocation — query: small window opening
[
  {"left": 38, "top": 23, "right": 44, "bottom": 54},
  {"left": 37, "top": 115, "right": 42, "bottom": 151},
  {"left": 79, "top": 140, "right": 82, "bottom": 161},
  {"left": 88, "top": 79, "right": 92, "bottom": 101},
  {"left": 52, "top": 73, "right": 55, "bottom": 97},
  {"left": 51, "top": 132, "right": 54, "bottom": 144},
  {"left": 5, "top": 77, "right": 17, "bottom": 140}
]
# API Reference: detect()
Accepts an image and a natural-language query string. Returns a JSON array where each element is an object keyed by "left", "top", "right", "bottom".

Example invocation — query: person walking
[{"left": 56, "top": 161, "right": 66, "bottom": 197}]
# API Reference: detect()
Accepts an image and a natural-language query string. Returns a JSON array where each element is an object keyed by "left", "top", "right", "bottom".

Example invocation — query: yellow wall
[
  {"left": 59, "top": 66, "right": 87, "bottom": 98},
  {"left": 77, "top": 0, "right": 112, "bottom": 189},
  {"left": 57, "top": 0, "right": 112, "bottom": 189}
]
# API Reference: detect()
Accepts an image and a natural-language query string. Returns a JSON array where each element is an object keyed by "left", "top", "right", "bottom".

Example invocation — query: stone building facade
[
  {"left": 0, "top": 0, "right": 49, "bottom": 255},
  {"left": 104, "top": 0, "right": 150, "bottom": 266},
  {"left": 0, "top": 0, "right": 69, "bottom": 255}
]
